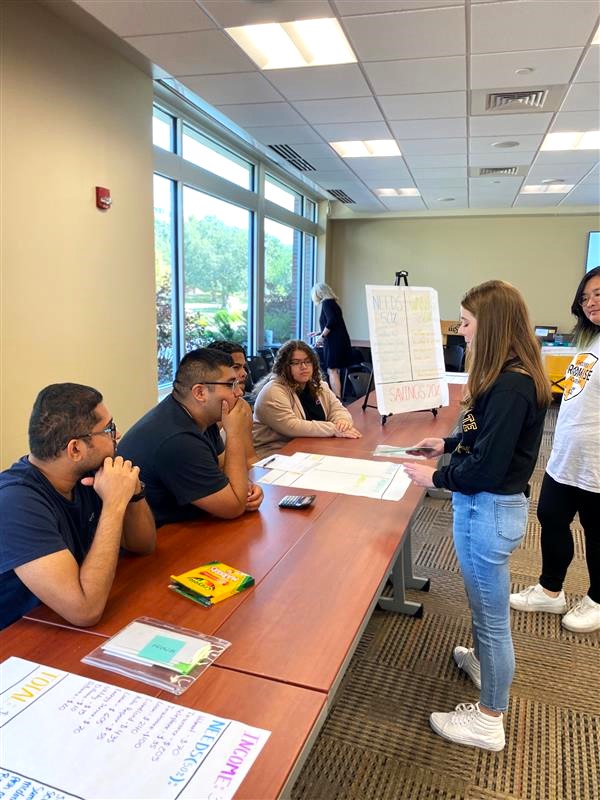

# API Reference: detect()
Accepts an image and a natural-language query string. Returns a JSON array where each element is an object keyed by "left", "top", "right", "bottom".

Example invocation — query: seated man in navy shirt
[
  {"left": 118, "top": 348, "right": 263, "bottom": 527},
  {"left": 0, "top": 383, "right": 156, "bottom": 630}
]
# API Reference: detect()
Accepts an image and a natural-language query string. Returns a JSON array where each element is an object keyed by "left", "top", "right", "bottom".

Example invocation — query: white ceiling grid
[{"left": 75, "top": 0, "right": 600, "bottom": 215}]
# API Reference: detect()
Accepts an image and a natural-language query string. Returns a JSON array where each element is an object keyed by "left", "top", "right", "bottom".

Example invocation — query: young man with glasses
[
  {"left": 118, "top": 348, "right": 263, "bottom": 527},
  {"left": 0, "top": 383, "right": 156, "bottom": 629}
]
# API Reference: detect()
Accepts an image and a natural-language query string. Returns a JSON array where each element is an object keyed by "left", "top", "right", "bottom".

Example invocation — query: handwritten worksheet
[
  {"left": 365, "top": 285, "right": 449, "bottom": 414},
  {"left": 258, "top": 452, "right": 411, "bottom": 501},
  {"left": 0, "top": 657, "right": 270, "bottom": 800}
]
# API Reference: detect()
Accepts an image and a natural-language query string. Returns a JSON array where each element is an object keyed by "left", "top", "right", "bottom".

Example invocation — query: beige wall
[
  {"left": 329, "top": 214, "right": 600, "bottom": 340},
  {"left": 1, "top": 0, "right": 156, "bottom": 468}
]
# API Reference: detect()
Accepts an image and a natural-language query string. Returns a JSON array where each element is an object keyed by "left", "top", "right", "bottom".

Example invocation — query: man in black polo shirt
[{"left": 118, "top": 348, "right": 263, "bottom": 527}]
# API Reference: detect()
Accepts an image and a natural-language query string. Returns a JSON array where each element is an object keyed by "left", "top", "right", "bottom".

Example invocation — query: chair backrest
[
  {"left": 443, "top": 344, "right": 465, "bottom": 372},
  {"left": 345, "top": 370, "right": 372, "bottom": 400},
  {"left": 247, "top": 354, "right": 269, "bottom": 383},
  {"left": 258, "top": 348, "right": 274, "bottom": 369}
]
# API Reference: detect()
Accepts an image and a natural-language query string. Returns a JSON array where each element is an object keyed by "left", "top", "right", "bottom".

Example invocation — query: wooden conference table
[{"left": 10, "top": 383, "right": 462, "bottom": 797}]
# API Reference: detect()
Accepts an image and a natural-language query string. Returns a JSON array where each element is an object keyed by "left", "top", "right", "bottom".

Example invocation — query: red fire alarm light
[{"left": 96, "top": 186, "right": 112, "bottom": 210}]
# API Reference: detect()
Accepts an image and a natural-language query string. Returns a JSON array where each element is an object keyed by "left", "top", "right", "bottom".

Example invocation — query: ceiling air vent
[
  {"left": 479, "top": 167, "right": 520, "bottom": 176},
  {"left": 327, "top": 189, "right": 355, "bottom": 204},
  {"left": 268, "top": 144, "right": 315, "bottom": 171},
  {"left": 486, "top": 89, "right": 548, "bottom": 111}
]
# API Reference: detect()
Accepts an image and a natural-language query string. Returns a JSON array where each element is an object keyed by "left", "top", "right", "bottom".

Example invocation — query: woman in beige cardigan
[{"left": 253, "top": 340, "right": 362, "bottom": 457}]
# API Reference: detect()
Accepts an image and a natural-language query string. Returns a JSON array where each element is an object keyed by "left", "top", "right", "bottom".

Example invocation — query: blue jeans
[{"left": 452, "top": 491, "right": 528, "bottom": 712}]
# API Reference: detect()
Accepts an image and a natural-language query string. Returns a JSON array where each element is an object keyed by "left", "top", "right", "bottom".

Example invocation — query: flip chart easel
[{"left": 362, "top": 273, "right": 448, "bottom": 425}]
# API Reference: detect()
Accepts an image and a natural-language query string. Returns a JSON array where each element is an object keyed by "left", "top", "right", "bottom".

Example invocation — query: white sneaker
[
  {"left": 562, "top": 596, "right": 600, "bottom": 633},
  {"left": 509, "top": 583, "right": 567, "bottom": 614},
  {"left": 453, "top": 646, "right": 481, "bottom": 689},
  {"left": 430, "top": 702, "right": 505, "bottom": 751}
]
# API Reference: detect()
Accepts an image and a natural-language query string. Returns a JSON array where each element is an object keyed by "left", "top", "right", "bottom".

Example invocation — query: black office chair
[
  {"left": 343, "top": 369, "right": 372, "bottom": 401},
  {"left": 341, "top": 348, "right": 372, "bottom": 401},
  {"left": 247, "top": 355, "right": 269, "bottom": 384},
  {"left": 258, "top": 348, "right": 275, "bottom": 369},
  {"left": 443, "top": 344, "right": 465, "bottom": 372}
]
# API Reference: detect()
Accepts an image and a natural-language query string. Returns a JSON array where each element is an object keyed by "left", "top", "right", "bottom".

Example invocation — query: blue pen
[{"left": 262, "top": 456, "right": 277, "bottom": 467}]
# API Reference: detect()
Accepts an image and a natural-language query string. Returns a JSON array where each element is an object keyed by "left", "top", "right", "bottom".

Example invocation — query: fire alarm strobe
[{"left": 96, "top": 186, "right": 112, "bottom": 210}]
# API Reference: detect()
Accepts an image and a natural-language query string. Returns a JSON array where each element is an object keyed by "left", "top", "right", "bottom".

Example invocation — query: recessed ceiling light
[
  {"left": 515, "top": 67, "right": 534, "bottom": 75},
  {"left": 521, "top": 184, "right": 574, "bottom": 194},
  {"left": 492, "top": 141, "right": 520, "bottom": 148},
  {"left": 541, "top": 131, "right": 600, "bottom": 150},
  {"left": 593, "top": 25, "right": 600, "bottom": 45},
  {"left": 330, "top": 140, "right": 401, "bottom": 158},
  {"left": 437, "top": 197, "right": 456, "bottom": 202},
  {"left": 226, "top": 18, "right": 356, "bottom": 70},
  {"left": 376, "top": 188, "right": 420, "bottom": 197},
  {"left": 541, "top": 178, "right": 565, "bottom": 184}
]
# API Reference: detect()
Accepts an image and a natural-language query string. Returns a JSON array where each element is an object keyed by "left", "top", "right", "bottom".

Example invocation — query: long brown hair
[
  {"left": 462, "top": 280, "right": 551, "bottom": 408},
  {"left": 264, "top": 340, "right": 323, "bottom": 398}
]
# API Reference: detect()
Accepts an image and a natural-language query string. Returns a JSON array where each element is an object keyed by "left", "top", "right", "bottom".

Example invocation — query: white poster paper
[
  {"left": 365, "top": 285, "right": 449, "bottom": 414},
  {"left": 0, "top": 657, "right": 270, "bottom": 800}
]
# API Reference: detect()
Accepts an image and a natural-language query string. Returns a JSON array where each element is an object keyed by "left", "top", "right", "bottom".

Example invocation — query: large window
[
  {"left": 183, "top": 187, "right": 251, "bottom": 351},
  {"left": 152, "top": 99, "right": 321, "bottom": 389}
]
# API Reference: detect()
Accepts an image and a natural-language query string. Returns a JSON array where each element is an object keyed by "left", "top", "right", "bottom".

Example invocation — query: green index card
[{"left": 138, "top": 635, "right": 185, "bottom": 665}]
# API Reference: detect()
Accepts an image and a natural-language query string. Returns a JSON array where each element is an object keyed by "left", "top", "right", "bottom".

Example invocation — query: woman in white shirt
[{"left": 510, "top": 266, "right": 600, "bottom": 632}]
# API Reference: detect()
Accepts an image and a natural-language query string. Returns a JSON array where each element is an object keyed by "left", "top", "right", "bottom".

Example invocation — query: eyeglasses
[
  {"left": 202, "top": 379, "right": 242, "bottom": 390},
  {"left": 289, "top": 359, "right": 313, "bottom": 367},
  {"left": 580, "top": 289, "right": 600, "bottom": 307},
  {"left": 68, "top": 419, "right": 117, "bottom": 446}
]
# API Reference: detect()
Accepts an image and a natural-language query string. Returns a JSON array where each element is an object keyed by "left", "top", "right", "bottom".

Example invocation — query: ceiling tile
[
  {"left": 245, "top": 125, "right": 324, "bottom": 145},
  {"left": 343, "top": 156, "right": 408, "bottom": 173},
  {"left": 293, "top": 97, "right": 382, "bottom": 124},
  {"left": 425, "top": 195, "right": 468, "bottom": 209},
  {"left": 526, "top": 163, "right": 596, "bottom": 182},
  {"left": 550, "top": 110, "right": 600, "bottom": 131},
  {"left": 344, "top": 7, "right": 465, "bottom": 61},
  {"left": 217, "top": 102, "right": 305, "bottom": 127},
  {"left": 470, "top": 48, "right": 583, "bottom": 91},
  {"left": 469, "top": 134, "right": 544, "bottom": 153},
  {"left": 562, "top": 83, "right": 600, "bottom": 112},
  {"left": 404, "top": 154, "right": 468, "bottom": 168},
  {"left": 364, "top": 56, "right": 466, "bottom": 95},
  {"left": 471, "top": 1, "right": 599, "bottom": 54},
  {"left": 468, "top": 196, "right": 515, "bottom": 209},
  {"left": 379, "top": 91, "right": 466, "bottom": 119},
  {"left": 302, "top": 156, "right": 346, "bottom": 170},
  {"left": 314, "top": 121, "right": 391, "bottom": 140},
  {"left": 175, "top": 73, "right": 282, "bottom": 105},
  {"left": 265, "top": 64, "right": 370, "bottom": 101},
  {"left": 390, "top": 117, "right": 466, "bottom": 139},
  {"left": 337, "top": 1, "right": 464, "bottom": 15},
  {"left": 126, "top": 29, "right": 255, "bottom": 75},
  {"left": 415, "top": 178, "right": 468, "bottom": 189},
  {"left": 469, "top": 113, "right": 554, "bottom": 136},
  {"left": 410, "top": 166, "right": 468, "bottom": 178},
  {"left": 400, "top": 138, "right": 467, "bottom": 155},
  {"left": 289, "top": 143, "right": 339, "bottom": 158},
  {"left": 470, "top": 151, "right": 537, "bottom": 167},
  {"left": 379, "top": 197, "right": 427, "bottom": 211},
  {"left": 575, "top": 47, "right": 600, "bottom": 83},
  {"left": 469, "top": 176, "right": 523, "bottom": 190},
  {"left": 534, "top": 150, "right": 599, "bottom": 166},
  {"left": 514, "top": 194, "right": 564, "bottom": 207},
  {"left": 200, "top": 0, "right": 332, "bottom": 27},
  {"left": 76, "top": 0, "right": 215, "bottom": 36},
  {"left": 561, "top": 183, "right": 600, "bottom": 204}
]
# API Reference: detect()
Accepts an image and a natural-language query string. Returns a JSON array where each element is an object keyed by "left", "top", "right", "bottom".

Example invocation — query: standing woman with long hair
[
  {"left": 310, "top": 282, "right": 353, "bottom": 399},
  {"left": 510, "top": 266, "right": 600, "bottom": 632},
  {"left": 405, "top": 280, "right": 551, "bottom": 751}
]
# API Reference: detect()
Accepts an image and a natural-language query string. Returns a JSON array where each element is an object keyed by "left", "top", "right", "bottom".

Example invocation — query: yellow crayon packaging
[{"left": 169, "top": 561, "right": 254, "bottom": 607}]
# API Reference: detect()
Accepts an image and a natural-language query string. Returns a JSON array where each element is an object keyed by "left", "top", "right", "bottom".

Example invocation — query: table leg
[{"left": 378, "top": 530, "right": 428, "bottom": 617}]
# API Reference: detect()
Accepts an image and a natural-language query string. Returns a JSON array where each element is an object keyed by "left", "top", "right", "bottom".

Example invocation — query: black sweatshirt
[{"left": 432, "top": 370, "right": 547, "bottom": 496}]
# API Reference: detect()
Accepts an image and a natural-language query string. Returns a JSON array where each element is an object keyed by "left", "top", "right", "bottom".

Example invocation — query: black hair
[
  {"left": 207, "top": 340, "right": 247, "bottom": 357},
  {"left": 271, "top": 340, "right": 323, "bottom": 398},
  {"left": 571, "top": 266, "right": 600, "bottom": 347},
  {"left": 173, "top": 348, "right": 233, "bottom": 396},
  {"left": 29, "top": 383, "right": 103, "bottom": 460}
]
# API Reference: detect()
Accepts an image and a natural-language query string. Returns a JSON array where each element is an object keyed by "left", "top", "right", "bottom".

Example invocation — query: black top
[
  {"left": 297, "top": 385, "right": 326, "bottom": 422},
  {"left": 319, "top": 299, "right": 353, "bottom": 369},
  {"left": 0, "top": 457, "right": 101, "bottom": 629},
  {"left": 118, "top": 395, "right": 226, "bottom": 527},
  {"left": 432, "top": 370, "right": 546, "bottom": 496}
]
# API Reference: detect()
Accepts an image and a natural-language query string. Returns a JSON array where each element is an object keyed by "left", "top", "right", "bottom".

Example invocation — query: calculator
[{"left": 278, "top": 494, "right": 316, "bottom": 509}]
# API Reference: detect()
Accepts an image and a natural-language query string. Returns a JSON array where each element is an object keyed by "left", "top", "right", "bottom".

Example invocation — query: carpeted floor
[{"left": 291, "top": 406, "right": 600, "bottom": 800}]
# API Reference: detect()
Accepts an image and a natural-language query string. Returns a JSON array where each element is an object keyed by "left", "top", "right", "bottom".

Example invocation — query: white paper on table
[
  {"left": 255, "top": 453, "right": 323, "bottom": 473},
  {"left": 100, "top": 620, "right": 213, "bottom": 670},
  {"left": 288, "top": 468, "right": 395, "bottom": 499},
  {"left": 257, "top": 469, "right": 300, "bottom": 487},
  {"left": 0, "top": 657, "right": 270, "bottom": 800},
  {"left": 381, "top": 465, "right": 411, "bottom": 501}
]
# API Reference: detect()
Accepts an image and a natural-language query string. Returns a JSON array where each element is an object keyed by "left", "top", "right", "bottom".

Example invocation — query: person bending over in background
[
  {"left": 118, "top": 348, "right": 263, "bottom": 527},
  {"left": 0, "top": 383, "right": 156, "bottom": 629},
  {"left": 310, "top": 282, "right": 353, "bottom": 399},
  {"left": 405, "top": 280, "right": 551, "bottom": 752},
  {"left": 253, "top": 339, "right": 361, "bottom": 458},
  {"left": 510, "top": 266, "right": 600, "bottom": 632}
]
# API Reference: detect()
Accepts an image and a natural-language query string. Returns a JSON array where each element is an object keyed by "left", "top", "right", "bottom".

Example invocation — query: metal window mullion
[
  {"left": 254, "top": 163, "right": 266, "bottom": 355},
  {"left": 175, "top": 179, "right": 185, "bottom": 363}
]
